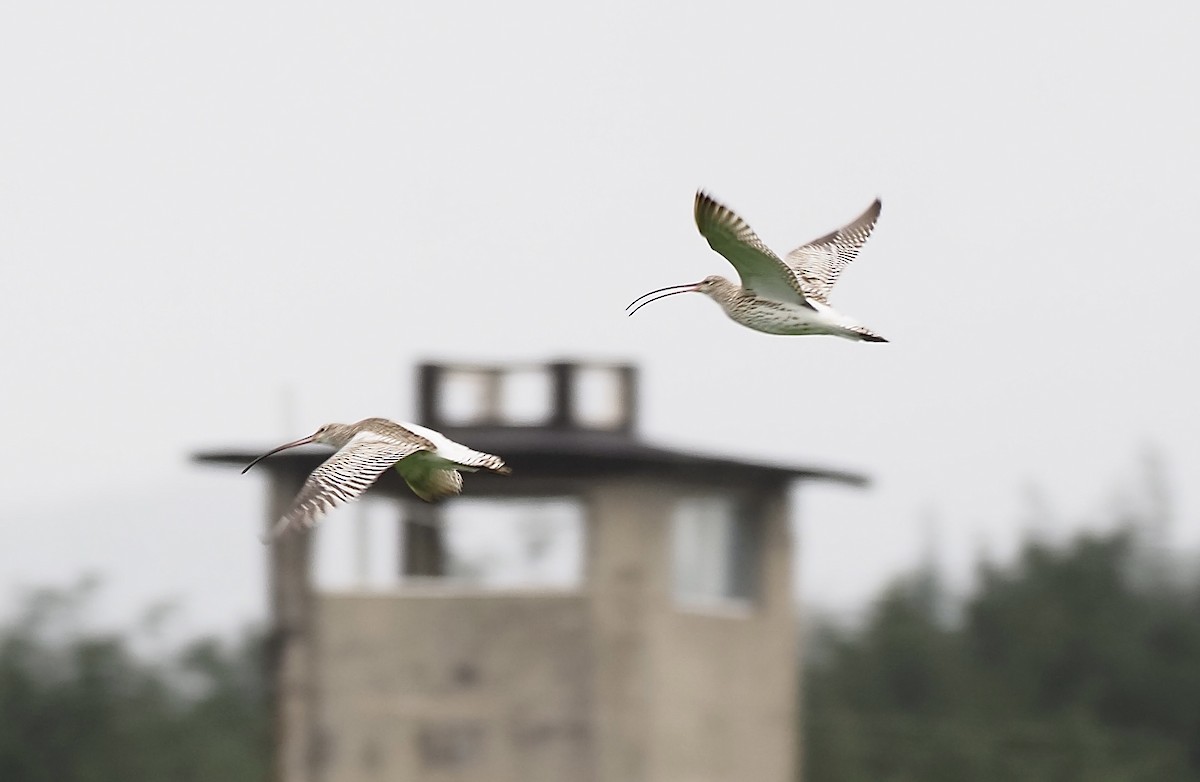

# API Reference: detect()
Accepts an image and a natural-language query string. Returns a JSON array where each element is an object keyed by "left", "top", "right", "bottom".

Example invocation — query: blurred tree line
[
  {"left": 0, "top": 578, "right": 267, "bottom": 782},
  {"left": 804, "top": 521, "right": 1200, "bottom": 781}
]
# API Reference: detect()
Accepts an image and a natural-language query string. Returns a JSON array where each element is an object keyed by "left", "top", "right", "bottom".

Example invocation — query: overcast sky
[{"left": 2, "top": 1, "right": 1198, "bottom": 639}]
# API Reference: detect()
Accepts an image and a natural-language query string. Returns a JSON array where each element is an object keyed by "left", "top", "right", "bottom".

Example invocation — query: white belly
[{"left": 728, "top": 299, "right": 854, "bottom": 337}]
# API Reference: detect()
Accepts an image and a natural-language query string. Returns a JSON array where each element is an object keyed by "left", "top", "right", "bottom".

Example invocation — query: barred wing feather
[
  {"left": 265, "top": 431, "right": 430, "bottom": 541},
  {"left": 785, "top": 199, "right": 881, "bottom": 304},
  {"left": 694, "top": 191, "right": 814, "bottom": 309}
]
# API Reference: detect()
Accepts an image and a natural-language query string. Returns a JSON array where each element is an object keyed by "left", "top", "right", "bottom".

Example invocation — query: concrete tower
[{"left": 194, "top": 360, "right": 867, "bottom": 782}]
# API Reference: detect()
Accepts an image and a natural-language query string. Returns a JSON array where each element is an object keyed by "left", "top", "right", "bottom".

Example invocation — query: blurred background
[{"left": 2, "top": 1, "right": 1199, "bottom": 780}]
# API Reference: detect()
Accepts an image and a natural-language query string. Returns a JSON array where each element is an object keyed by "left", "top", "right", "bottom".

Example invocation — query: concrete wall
[
  {"left": 646, "top": 494, "right": 797, "bottom": 782},
  {"left": 586, "top": 480, "right": 798, "bottom": 782},
  {"left": 311, "top": 479, "right": 797, "bottom": 782},
  {"left": 314, "top": 591, "right": 595, "bottom": 782},
  {"left": 586, "top": 482, "right": 663, "bottom": 782}
]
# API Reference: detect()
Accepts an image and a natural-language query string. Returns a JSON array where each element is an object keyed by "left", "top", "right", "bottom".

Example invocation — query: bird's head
[
  {"left": 627, "top": 278, "right": 705, "bottom": 315},
  {"left": 695, "top": 275, "right": 730, "bottom": 294},
  {"left": 626, "top": 275, "right": 734, "bottom": 316},
  {"left": 310, "top": 423, "right": 342, "bottom": 445},
  {"left": 241, "top": 422, "right": 352, "bottom": 474}
]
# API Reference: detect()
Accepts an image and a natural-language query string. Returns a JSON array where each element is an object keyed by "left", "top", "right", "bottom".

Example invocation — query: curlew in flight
[
  {"left": 628, "top": 191, "right": 887, "bottom": 342},
  {"left": 242, "top": 417, "right": 511, "bottom": 541}
]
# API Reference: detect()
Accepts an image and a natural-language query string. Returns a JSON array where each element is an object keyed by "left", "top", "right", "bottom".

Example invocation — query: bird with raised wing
[
  {"left": 242, "top": 417, "right": 511, "bottom": 541},
  {"left": 628, "top": 191, "right": 887, "bottom": 342}
]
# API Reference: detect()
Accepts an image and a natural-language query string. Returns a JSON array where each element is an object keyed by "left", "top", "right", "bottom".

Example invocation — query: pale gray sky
[{"left": 3, "top": 1, "right": 1198, "bottom": 637}]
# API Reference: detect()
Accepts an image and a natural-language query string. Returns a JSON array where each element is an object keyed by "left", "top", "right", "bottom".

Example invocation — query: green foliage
[
  {"left": 804, "top": 529, "right": 1200, "bottom": 781},
  {"left": 0, "top": 579, "right": 268, "bottom": 782}
]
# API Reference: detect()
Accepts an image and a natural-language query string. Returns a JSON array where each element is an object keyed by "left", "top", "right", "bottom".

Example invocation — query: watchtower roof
[{"left": 193, "top": 361, "right": 868, "bottom": 488}]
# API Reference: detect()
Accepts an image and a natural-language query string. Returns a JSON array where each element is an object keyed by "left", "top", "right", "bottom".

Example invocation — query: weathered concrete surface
[
  {"left": 587, "top": 481, "right": 798, "bottom": 782},
  {"left": 314, "top": 592, "right": 595, "bottom": 782},
  {"left": 645, "top": 494, "right": 798, "bottom": 782},
  {"left": 311, "top": 479, "right": 798, "bottom": 782}
]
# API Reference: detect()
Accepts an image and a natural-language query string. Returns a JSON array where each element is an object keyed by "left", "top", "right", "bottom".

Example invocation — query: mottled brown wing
[
  {"left": 785, "top": 199, "right": 881, "bottom": 305},
  {"left": 694, "top": 191, "right": 814, "bottom": 308},
  {"left": 264, "top": 432, "right": 427, "bottom": 541}
]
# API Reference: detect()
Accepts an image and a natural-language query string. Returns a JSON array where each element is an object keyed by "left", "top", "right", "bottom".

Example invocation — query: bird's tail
[
  {"left": 395, "top": 449, "right": 511, "bottom": 502},
  {"left": 461, "top": 451, "right": 512, "bottom": 475},
  {"left": 846, "top": 325, "right": 888, "bottom": 342}
]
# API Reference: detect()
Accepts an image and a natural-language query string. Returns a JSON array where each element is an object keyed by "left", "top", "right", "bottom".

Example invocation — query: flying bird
[
  {"left": 627, "top": 191, "right": 887, "bottom": 342},
  {"left": 242, "top": 417, "right": 511, "bottom": 541}
]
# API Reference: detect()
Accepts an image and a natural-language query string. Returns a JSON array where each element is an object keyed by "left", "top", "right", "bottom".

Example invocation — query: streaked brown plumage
[
  {"left": 628, "top": 191, "right": 887, "bottom": 342},
  {"left": 242, "top": 417, "right": 510, "bottom": 541}
]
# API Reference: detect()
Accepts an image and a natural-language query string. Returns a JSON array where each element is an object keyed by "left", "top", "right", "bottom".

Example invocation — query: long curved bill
[
  {"left": 625, "top": 282, "right": 701, "bottom": 317},
  {"left": 241, "top": 433, "right": 318, "bottom": 474}
]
